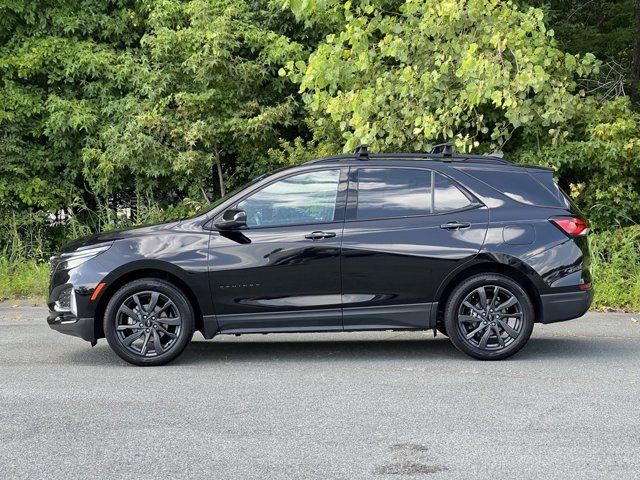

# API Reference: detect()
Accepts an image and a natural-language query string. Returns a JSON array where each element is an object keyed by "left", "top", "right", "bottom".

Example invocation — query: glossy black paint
[{"left": 47, "top": 155, "right": 592, "bottom": 344}]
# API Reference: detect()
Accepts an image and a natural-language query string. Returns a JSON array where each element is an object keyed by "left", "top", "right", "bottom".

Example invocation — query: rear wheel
[
  {"left": 444, "top": 274, "right": 534, "bottom": 360},
  {"left": 104, "top": 279, "right": 194, "bottom": 366}
]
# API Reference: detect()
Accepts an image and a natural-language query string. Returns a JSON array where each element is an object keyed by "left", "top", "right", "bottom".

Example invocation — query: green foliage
[
  {"left": 0, "top": 257, "right": 49, "bottom": 301},
  {"left": 523, "top": 1, "right": 640, "bottom": 101},
  {"left": 84, "top": 0, "right": 308, "bottom": 202},
  {"left": 0, "top": 0, "right": 150, "bottom": 248},
  {"left": 590, "top": 226, "right": 640, "bottom": 311},
  {"left": 292, "top": 0, "right": 598, "bottom": 152},
  {"left": 512, "top": 97, "right": 640, "bottom": 228}
]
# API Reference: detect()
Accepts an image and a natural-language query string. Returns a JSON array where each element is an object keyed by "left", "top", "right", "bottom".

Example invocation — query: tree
[
  {"left": 522, "top": 0, "right": 640, "bottom": 104},
  {"left": 291, "top": 0, "right": 598, "bottom": 153},
  {"left": 84, "top": 0, "right": 308, "bottom": 204},
  {"left": 0, "top": 0, "right": 148, "bottom": 253}
]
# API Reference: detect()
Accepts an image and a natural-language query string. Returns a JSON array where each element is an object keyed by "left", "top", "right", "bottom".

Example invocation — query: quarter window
[
  {"left": 461, "top": 168, "right": 564, "bottom": 207},
  {"left": 355, "top": 168, "right": 432, "bottom": 220},
  {"left": 236, "top": 169, "right": 341, "bottom": 227}
]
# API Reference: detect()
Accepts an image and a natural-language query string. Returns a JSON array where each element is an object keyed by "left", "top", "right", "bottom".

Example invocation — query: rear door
[{"left": 341, "top": 166, "right": 489, "bottom": 330}]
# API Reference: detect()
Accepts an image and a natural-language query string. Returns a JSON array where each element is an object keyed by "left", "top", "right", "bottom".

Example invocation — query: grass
[
  {"left": 0, "top": 228, "right": 638, "bottom": 311},
  {"left": 590, "top": 226, "right": 640, "bottom": 312},
  {"left": 0, "top": 257, "right": 49, "bottom": 302}
]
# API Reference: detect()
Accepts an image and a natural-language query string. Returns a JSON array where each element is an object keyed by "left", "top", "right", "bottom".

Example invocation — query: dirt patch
[
  {"left": 373, "top": 461, "right": 447, "bottom": 475},
  {"left": 390, "top": 443, "right": 430, "bottom": 453},
  {"left": 374, "top": 443, "right": 447, "bottom": 476}
]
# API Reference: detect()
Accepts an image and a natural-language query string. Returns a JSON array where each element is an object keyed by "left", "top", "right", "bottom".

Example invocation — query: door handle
[
  {"left": 305, "top": 231, "right": 337, "bottom": 240},
  {"left": 440, "top": 221, "right": 471, "bottom": 230}
]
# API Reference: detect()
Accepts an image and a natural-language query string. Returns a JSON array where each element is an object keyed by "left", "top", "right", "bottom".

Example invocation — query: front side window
[
  {"left": 356, "top": 168, "right": 432, "bottom": 220},
  {"left": 237, "top": 169, "right": 341, "bottom": 227}
]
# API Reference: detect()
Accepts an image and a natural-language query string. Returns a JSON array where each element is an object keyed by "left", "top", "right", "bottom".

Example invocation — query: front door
[
  {"left": 341, "top": 166, "right": 489, "bottom": 330},
  {"left": 208, "top": 167, "right": 348, "bottom": 333}
]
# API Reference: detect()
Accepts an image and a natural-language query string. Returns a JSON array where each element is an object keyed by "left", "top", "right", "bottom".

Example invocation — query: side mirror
[{"left": 215, "top": 209, "right": 247, "bottom": 230}]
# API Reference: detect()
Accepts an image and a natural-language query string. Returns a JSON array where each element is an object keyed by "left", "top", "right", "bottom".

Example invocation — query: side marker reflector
[{"left": 90, "top": 282, "right": 107, "bottom": 302}]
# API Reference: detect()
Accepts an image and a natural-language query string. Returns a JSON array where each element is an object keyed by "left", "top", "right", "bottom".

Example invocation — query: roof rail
[
  {"left": 431, "top": 142, "right": 454, "bottom": 157},
  {"left": 354, "top": 144, "right": 369, "bottom": 160},
  {"left": 304, "top": 148, "right": 513, "bottom": 166}
]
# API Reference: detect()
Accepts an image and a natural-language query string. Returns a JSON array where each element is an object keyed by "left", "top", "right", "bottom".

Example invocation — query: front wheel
[
  {"left": 104, "top": 279, "right": 194, "bottom": 366},
  {"left": 444, "top": 274, "right": 534, "bottom": 360}
]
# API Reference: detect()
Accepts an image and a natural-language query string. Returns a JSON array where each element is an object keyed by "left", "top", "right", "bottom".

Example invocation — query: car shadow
[
  {"left": 175, "top": 334, "right": 634, "bottom": 365},
  {"left": 178, "top": 336, "right": 457, "bottom": 365},
  {"left": 61, "top": 334, "right": 636, "bottom": 366}
]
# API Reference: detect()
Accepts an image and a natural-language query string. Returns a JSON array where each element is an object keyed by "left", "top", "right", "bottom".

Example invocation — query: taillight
[{"left": 549, "top": 216, "right": 590, "bottom": 237}]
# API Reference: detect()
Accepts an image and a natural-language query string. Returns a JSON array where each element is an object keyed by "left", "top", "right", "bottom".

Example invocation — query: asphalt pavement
[{"left": 1, "top": 301, "right": 639, "bottom": 480}]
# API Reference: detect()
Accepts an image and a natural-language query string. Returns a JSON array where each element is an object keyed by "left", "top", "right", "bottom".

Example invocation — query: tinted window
[
  {"left": 462, "top": 168, "right": 565, "bottom": 207},
  {"left": 529, "top": 171, "right": 572, "bottom": 208},
  {"left": 433, "top": 173, "right": 472, "bottom": 212},
  {"left": 356, "top": 168, "right": 431, "bottom": 220},
  {"left": 237, "top": 169, "right": 341, "bottom": 227}
]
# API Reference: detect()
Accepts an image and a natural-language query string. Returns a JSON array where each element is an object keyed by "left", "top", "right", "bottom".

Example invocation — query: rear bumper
[
  {"left": 538, "top": 289, "right": 593, "bottom": 324},
  {"left": 47, "top": 311, "right": 96, "bottom": 342}
]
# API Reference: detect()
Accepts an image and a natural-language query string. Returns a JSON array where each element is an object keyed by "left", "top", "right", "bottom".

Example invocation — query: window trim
[
  {"left": 346, "top": 166, "right": 481, "bottom": 222},
  {"left": 211, "top": 166, "right": 349, "bottom": 231}
]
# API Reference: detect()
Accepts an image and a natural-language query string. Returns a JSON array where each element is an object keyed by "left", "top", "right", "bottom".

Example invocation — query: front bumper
[
  {"left": 47, "top": 311, "right": 96, "bottom": 342},
  {"left": 538, "top": 289, "right": 593, "bottom": 324}
]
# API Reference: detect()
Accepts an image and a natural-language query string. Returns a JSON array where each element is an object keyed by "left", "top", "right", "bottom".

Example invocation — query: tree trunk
[{"left": 214, "top": 148, "right": 226, "bottom": 197}]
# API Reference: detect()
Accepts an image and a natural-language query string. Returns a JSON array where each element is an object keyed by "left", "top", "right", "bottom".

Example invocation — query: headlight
[{"left": 58, "top": 243, "right": 112, "bottom": 270}]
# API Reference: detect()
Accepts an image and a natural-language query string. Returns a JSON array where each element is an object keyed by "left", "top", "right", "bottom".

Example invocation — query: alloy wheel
[
  {"left": 456, "top": 284, "right": 524, "bottom": 351},
  {"left": 114, "top": 291, "right": 182, "bottom": 357}
]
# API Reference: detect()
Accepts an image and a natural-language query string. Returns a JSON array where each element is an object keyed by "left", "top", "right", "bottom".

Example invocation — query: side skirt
[
  {"left": 203, "top": 303, "right": 436, "bottom": 337},
  {"left": 214, "top": 308, "right": 342, "bottom": 335},
  {"left": 342, "top": 302, "right": 435, "bottom": 331}
]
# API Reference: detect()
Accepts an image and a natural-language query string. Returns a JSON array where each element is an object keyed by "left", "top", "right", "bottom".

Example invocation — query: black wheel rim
[
  {"left": 115, "top": 291, "right": 182, "bottom": 357},
  {"left": 457, "top": 285, "right": 524, "bottom": 351}
]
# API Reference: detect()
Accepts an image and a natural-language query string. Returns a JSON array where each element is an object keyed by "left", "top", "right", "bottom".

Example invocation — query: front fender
[{"left": 71, "top": 233, "right": 213, "bottom": 327}]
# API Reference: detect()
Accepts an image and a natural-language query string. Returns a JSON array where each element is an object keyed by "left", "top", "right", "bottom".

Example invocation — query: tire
[
  {"left": 104, "top": 278, "right": 194, "bottom": 366},
  {"left": 444, "top": 274, "right": 534, "bottom": 360}
]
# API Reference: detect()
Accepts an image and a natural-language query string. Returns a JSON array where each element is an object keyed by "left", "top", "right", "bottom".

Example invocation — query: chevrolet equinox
[{"left": 48, "top": 145, "right": 593, "bottom": 365}]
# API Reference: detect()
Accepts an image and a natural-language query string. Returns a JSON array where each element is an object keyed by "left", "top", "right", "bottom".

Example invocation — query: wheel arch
[
  {"left": 93, "top": 266, "right": 204, "bottom": 340},
  {"left": 434, "top": 259, "right": 542, "bottom": 326}
]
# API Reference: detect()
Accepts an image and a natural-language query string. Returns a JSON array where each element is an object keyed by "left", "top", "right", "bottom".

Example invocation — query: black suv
[{"left": 48, "top": 146, "right": 592, "bottom": 365}]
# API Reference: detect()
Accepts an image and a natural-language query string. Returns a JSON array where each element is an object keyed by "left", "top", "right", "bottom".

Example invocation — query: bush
[
  {"left": 513, "top": 98, "right": 640, "bottom": 229},
  {"left": 590, "top": 226, "right": 640, "bottom": 311}
]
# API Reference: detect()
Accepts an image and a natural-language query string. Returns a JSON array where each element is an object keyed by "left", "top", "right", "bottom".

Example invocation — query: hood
[{"left": 58, "top": 220, "right": 182, "bottom": 254}]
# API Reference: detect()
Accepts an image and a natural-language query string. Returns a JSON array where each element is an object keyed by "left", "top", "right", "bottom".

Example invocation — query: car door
[
  {"left": 341, "top": 166, "right": 489, "bottom": 330},
  {"left": 208, "top": 167, "right": 348, "bottom": 333}
]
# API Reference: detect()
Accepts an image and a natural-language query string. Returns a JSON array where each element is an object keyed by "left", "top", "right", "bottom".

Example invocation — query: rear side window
[
  {"left": 528, "top": 171, "right": 572, "bottom": 209},
  {"left": 434, "top": 173, "right": 473, "bottom": 213},
  {"left": 356, "top": 168, "right": 431, "bottom": 219},
  {"left": 461, "top": 168, "right": 566, "bottom": 207}
]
